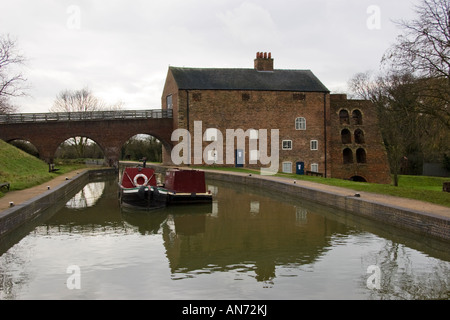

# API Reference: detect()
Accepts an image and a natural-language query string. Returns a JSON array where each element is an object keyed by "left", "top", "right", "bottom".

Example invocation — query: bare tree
[
  {"left": 51, "top": 87, "right": 123, "bottom": 158},
  {"left": 349, "top": 71, "right": 426, "bottom": 185},
  {"left": 0, "top": 34, "right": 27, "bottom": 114},
  {"left": 382, "top": 0, "right": 450, "bottom": 128}
]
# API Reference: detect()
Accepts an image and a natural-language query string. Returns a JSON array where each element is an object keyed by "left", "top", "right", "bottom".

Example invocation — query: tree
[
  {"left": 51, "top": 87, "right": 123, "bottom": 158},
  {"left": 0, "top": 34, "right": 27, "bottom": 114},
  {"left": 348, "top": 71, "right": 430, "bottom": 185},
  {"left": 382, "top": 0, "right": 450, "bottom": 128}
]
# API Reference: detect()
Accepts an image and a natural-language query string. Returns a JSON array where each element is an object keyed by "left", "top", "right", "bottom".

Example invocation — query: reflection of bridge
[{"left": 0, "top": 109, "right": 174, "bottom": 166}]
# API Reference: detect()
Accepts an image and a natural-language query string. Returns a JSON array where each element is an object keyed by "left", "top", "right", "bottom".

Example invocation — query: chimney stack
[{"left": 254, "top": 52, "right": 274, "bottom": 72}]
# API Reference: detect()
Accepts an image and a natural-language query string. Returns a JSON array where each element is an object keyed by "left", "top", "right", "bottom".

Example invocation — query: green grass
[
  {"left": 0, "top": 140, "right": 86, "bottom": 197},
  {"left": 192, "top": 165, "right": 450, "bottom": 208}
]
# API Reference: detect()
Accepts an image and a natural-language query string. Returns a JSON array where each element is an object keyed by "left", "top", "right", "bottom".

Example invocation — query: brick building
[{"left": 162, "top": 52, "right": 391, "bottom": 184}]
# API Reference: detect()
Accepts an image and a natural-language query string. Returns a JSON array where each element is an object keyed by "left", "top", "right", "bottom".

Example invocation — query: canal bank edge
[
  {"left": 195, "top": 169, "right": 450, "bottom": 242},
  {"left": 0, "top": 168, "right": 116, "bottom": 238}
]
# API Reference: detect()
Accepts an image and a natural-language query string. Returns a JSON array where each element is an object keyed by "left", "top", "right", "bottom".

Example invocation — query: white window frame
[
  {"left": 311, "top": 163, "right": 319, "bottom": 173},
  {"left": 310, "top": 140, "right": 318, "bottom": 150},
  {"left": 295, "top": 117, "right": 306, "bottom": 130},
  {"left": 282, "top": 140, "right": 292, "bottom": 150},
  {"left": 282, "top": 162, "right": 293, "bottom": 173}
]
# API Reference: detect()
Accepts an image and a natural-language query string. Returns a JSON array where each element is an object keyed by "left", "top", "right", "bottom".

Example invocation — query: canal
[{"left": 0, "top": 173, "right": 449, "bottom": 300}]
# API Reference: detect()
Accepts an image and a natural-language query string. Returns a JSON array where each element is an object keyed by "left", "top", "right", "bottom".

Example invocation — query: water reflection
[
  {"left": 66, "top": 182, "right": 106, "bottom": 209},
  {"left": 0, "top": 174, "right": 449, "bottom": 300}
]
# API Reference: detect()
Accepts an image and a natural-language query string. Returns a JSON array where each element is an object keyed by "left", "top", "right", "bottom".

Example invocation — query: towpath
[{"left": 0, "top": 169, "right": 86, "bottom": 212}]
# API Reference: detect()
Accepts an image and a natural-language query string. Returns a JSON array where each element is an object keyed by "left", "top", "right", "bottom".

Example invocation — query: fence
[{"left": 0, "top": 109, "right": 172, "bottom": 124}]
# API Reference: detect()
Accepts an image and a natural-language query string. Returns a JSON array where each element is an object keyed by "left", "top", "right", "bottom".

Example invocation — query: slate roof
[{"left": 169, "top": 67, "right": 330, "bottom": 93}]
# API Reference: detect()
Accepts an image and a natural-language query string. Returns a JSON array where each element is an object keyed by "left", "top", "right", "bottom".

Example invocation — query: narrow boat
[
  {"left": 118, "top": 167, "right": 168, "bottom": 209},
  {"left": 164, "top": 168, "right": 213, "bottom": 204}
]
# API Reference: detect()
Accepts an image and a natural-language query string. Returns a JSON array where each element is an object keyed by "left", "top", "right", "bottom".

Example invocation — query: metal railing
[{"left": 0, "top": 109, "right": 173, "bottom": 124}]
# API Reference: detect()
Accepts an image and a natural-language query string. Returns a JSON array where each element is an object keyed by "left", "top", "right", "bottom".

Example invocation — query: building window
[
  {"left": 341, "top": 129, "right": 352, "bottom": 144},
  {"left": 354, "top": 129, "right": 365, "bottom": 144},
  {"left": 293, "top": 93, "right": 306, "bottom": 101},
  {"left": 356, "top": 148, "right": 367, "bottom": 163},
  {"left": 282, "top": 140, "right": 292, "bottom": 150},
  {"left": 311, "top": 163, "right": 319, "bottom": 173},
  {"left": 310, "top": 140, "right": 318, "bottom": 150},
  {"left": 339, "top": 109, "right": 349, "bottom": 125},
  {"left": 352, "top": 109, "right": 363, "bottom": 125},
  {"left": 166, "top": 95, "right": 173, "bottom": 109},
  {"left": 343, "top": 148, "right": 353, "bottom": 164},
  {"left": 282, "top": 162, "right": 293, "bottom": 173},
  {"left": 242, "top": 93, "right": 250, "bottom": 101},
  {"left": 295, "top": 117, "right": 306, "bottom": 130}
]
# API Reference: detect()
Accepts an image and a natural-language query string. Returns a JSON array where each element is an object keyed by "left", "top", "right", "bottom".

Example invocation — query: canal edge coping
[
  {"left": 0, "top": 168, "right": 115, "bottom": 238},
  {"left": 201, "top": 170, "right": 450, "bottom": 242}
]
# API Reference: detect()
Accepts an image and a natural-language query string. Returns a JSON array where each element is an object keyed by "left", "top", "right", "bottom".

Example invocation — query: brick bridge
[{"left": 0, "top": 109, "right": 174, "bottom": 166}]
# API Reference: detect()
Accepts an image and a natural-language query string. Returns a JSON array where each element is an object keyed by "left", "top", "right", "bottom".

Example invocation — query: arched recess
[
  {"left": 339, "top": 109, "right": 350, "bottom": 125},
  {"left": 349, "top": 175, "right": 367, "bottom": 182},
  {"left": 121, "top": 134, "right": 162, "bottom": 163},
  {"left": 55, "top": 135, "right": 104, "bottom": 160},
  {"left": 352, "top": 109, "right": 363, "bottom": 125},
  {"left": 356, "top": 148, "right": 367, "bottom": 163},
  {"left": 341, "top": 129, "right": 352, "bottom": 144},
  {"left": 343, "top": 148, "right": 353, "bottom": 164},
  {"left": 354, "top": 129, "right": 365, "bottom": 144},
  {"left": 7, "top": 139, "right": 40, "bottom": 157}
]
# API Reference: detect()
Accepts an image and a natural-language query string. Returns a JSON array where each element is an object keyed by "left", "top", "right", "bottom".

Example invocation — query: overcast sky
[{"left": 1, "top": 0, "right": 419, "bottom": 113}]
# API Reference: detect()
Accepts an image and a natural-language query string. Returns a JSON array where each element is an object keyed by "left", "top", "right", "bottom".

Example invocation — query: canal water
[{"left": 0, "top": 173, "right": 449, "bottom": 300}]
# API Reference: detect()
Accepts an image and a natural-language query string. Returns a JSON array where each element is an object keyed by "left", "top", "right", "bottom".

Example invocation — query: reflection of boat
[
  {"left": 118, "top": 167, "right": 213, "bottom": 210},
  {"left": 118, "top": 167, "right": 168, "bottom": 210},
  {"left": 164, "top": 169, "right": 213, "bottom": 204}
]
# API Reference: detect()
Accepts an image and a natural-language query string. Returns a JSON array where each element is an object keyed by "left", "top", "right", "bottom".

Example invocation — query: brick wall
[
  {"left": 163, "top": 77, "right": 331, "bottom": 175},
  {"left": 329, "top": 94, "right": 391, "bottom": 184}
]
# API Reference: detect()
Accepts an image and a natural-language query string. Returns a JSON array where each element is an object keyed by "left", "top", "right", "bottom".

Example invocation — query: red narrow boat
[
  {"left": 164, "top": 169, "right": 213, "bottom": 204},
  {"left": 118, "top": 167, "right": 167, "bottom": 209}
]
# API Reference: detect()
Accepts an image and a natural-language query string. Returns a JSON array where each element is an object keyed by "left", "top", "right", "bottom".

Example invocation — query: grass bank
[
  {"left": 0, "top": 140, "right": 87, "bottom": 197},
  {"left": 191, "top": 165, "right": 450, "bottom": 208}
]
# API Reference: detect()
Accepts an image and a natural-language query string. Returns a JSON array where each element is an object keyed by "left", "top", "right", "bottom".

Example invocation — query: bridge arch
[{"left": 0, "top": 109, "right": 174, "bottom": 166}]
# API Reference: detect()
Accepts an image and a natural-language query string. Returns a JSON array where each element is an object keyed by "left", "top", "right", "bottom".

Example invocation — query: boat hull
[{"left": 119, "top": 185, "right": 167, "bottom": 210}]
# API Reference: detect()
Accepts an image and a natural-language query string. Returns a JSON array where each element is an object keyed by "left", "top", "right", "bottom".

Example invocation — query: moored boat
[
  {"left": 118, "top": 167, "right": 168, "bottom": 209},
  {"left": 164, "top": 168, "right": 213, "bottom": 204}
]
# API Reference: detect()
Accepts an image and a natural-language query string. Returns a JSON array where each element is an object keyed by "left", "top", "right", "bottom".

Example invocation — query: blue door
[
  {"left": 296, "top": 162, "right": 305, "bottom": 175},
  {"left": 235, "top": 149, "right": 244, "bottom": 167}
]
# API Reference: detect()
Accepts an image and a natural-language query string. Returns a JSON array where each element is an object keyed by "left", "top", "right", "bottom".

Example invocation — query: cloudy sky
[{"left": 1, "top": 0, "right": 419, "bottom": 113}]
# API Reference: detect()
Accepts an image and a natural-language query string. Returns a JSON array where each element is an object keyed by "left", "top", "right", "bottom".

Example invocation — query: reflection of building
[
  {"left": 162, "top": 181, "right": 349, "bottom": 282},
  {"left": 162, "top": 53, "right": 391, "bottom": 184}
]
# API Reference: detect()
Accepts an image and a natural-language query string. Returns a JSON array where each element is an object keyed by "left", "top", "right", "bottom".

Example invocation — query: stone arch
[
  {"left": 354, "top": 129, "right": 365, "bottom": 144},
  {"left": 352, "top": 109, "right": 363, "bottom": 125},
  {"left": 356, "top": 148, "right": 367, "bottom": 163},
  {"left": 343, "top": 148, "right": 353, "bottom": 164},
  {"left": 341, "top": 129, "right": 352, "bottom": 144},
  {"left": 339, "top": 109, "right": 350, "bottom": 125},
  {"left": 54, "top": 134, "right": 105, "bottom": 161},
  {"left": 6, "top": 138, "right": 40, "bottom": 157},
  {"left": 349, "top": 175, "right": 367, "bottom": 182}
]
